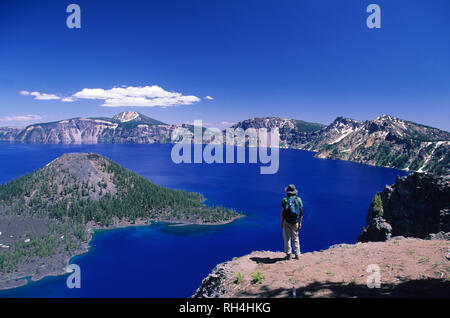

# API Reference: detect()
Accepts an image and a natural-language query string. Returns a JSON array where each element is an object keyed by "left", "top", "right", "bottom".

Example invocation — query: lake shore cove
[{"left": 0, "top": 153, "right": 242, "bottom": 290}]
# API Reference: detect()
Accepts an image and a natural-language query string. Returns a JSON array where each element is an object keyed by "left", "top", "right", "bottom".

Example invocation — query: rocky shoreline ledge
[{"left": 193, "top": 238, "right": 450, "bottom": 298}]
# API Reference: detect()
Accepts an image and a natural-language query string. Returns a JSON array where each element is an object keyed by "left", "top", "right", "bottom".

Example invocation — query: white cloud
[
  {"left": 20, "top": 90, "right": 60, "bottom": 100},
  {"left": 19, "top": 85, "right": 203, "bottom": 107},
  {"left": 204, "top": 96, "right": 214, "bottom": 100},
  {"left": 72, "top": 85, "right": 201, "bottom": 107},
  {"left": 30, "top": 92, "right": 60, "bottom": 100},
  {"left": 0, "top": 114, "right": 43, "bottom": 122}
]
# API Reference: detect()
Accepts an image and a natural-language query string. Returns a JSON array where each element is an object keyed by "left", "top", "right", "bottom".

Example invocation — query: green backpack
[{"left": 283, "top": 197, "right": 303, "bottom": 224}]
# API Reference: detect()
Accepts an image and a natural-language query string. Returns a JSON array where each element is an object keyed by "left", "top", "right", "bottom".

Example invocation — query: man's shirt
[{"left": 281, "top": 196, "right": 303, "bottom": 220}]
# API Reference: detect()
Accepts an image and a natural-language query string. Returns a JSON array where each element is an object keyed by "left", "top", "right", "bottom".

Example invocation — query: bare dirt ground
[{"left": 203, "top": 238, "right": 450, "bottom": 298}]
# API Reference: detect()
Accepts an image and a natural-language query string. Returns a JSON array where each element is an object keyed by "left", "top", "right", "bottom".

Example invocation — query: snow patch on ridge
[
  {"left": 113, "top": 111, "right": 140, "bottom": 122},
  {"left": 330, "top": 128, "right": 354, "bottom": 144},
  {"left": 417, "top": 141, "right": 449, "bottom": 172}
]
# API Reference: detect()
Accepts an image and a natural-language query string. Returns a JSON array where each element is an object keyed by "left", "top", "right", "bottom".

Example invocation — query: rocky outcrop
[
  {"left": 227, "top": 117, "right": 325, "bottom": 148},
  {"left": 358, "top": 172, "right": 450, "bottom": 242},
  {"left": 194, "top": 240, "right": 450, "bottom": 298},
  {"left": 427, "top": 232, "right": 450, "bottom": 240},
  {"left": 193, "top": 262, "right": 231, "bottom": 298}
]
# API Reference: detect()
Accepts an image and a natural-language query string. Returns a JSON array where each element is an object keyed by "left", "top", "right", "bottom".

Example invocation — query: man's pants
[{"left": 283, "top": 222, "right": 300, "bottom": 255}]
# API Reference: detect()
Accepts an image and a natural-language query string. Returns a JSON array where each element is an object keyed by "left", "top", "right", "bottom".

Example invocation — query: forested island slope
[{"left": 0, "top": 153, "right": 241, "bottom": 290}]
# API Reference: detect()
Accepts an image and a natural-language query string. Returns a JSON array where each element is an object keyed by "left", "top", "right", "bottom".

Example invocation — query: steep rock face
[
  {"left": 98, "top": 123, "right": 191, "bottom": 144},
  {"left": 0, "top": 112, "right": 189, "bottom": 145},
  {"left": 229, "top": 117, "right": 325, "bottom": 148},
  {"left": 358, "top": 172, "right": 450, "bottom": 242},
  {"left": 0, "top": 127, "right": 23, "bottom": 142},
  {"left": 301, "top": 117, "right": 364, "bottom": 151},
  {"left": 15, "top": 118, "right": 119, "bottom": 144},
  {"left": 193, "top": 262, "right": 230, "bottom": 298}
]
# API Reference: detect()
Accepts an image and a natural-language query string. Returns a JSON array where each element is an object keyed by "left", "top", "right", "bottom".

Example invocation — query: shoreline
[
  {"left": 0, "top": 214, "right": 244, "bottom": 292},
  {"left": 0, "top": 141, "right": 420, "bottom": 176}
]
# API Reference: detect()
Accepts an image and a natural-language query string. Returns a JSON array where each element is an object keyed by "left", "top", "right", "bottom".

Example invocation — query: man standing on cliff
[{"left": 280, "top": 184, "right": 303, "bottom": 260}]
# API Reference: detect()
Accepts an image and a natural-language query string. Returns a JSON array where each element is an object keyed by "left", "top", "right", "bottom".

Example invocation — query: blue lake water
[{"left": 0, "top": 143, "right": 408, "bottom": 297}]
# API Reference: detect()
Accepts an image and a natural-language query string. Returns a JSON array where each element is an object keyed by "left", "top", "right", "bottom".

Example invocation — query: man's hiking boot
[
  {"left": 294, "top": 254, "right": 300, "bottom": 260},
  {"left": 285, "top": 254, "right": 292, "bottom": 260}
]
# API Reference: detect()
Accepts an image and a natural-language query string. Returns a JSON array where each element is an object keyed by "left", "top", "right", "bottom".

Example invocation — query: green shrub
[
  {"left": 326, "top": 270, "right": 335, "bottom": 277},
  {"left": 371, "top": 194, "right": 384, "bottom": 217},
  {"left": 251, "top": 271, "right": 264, "bottom": 284},
  {"left": 235, "top": 271, "right": 243, "bottom": 284}
]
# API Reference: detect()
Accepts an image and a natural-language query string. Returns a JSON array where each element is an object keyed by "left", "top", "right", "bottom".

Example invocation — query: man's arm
[{"left": 298, "top": 197, "right": 303, "bottom": 229}]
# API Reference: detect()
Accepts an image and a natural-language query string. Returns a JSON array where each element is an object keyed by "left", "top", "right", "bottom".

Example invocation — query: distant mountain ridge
[
  {"left": 0, "top": 112, "right": 325, "bottom": 145},
  {"left": 226, "top": 114, "right": 449, "bottom": 176},
  {"left": 302, "top": 115, "right": 450, "bottom": 176},
  {"left": 0, "top": 112, "right": 448, "bottom": 176},
  {"left": 230, "top": 116, "right": 325, "bottom": 133},
  {"left": 0, "top": 112, "right": 183, "bottom": 144}
]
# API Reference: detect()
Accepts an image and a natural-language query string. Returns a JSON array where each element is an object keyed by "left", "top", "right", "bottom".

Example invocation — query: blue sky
[{"left": 0, "top": 0, "right": 449, "bottom": 130}]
